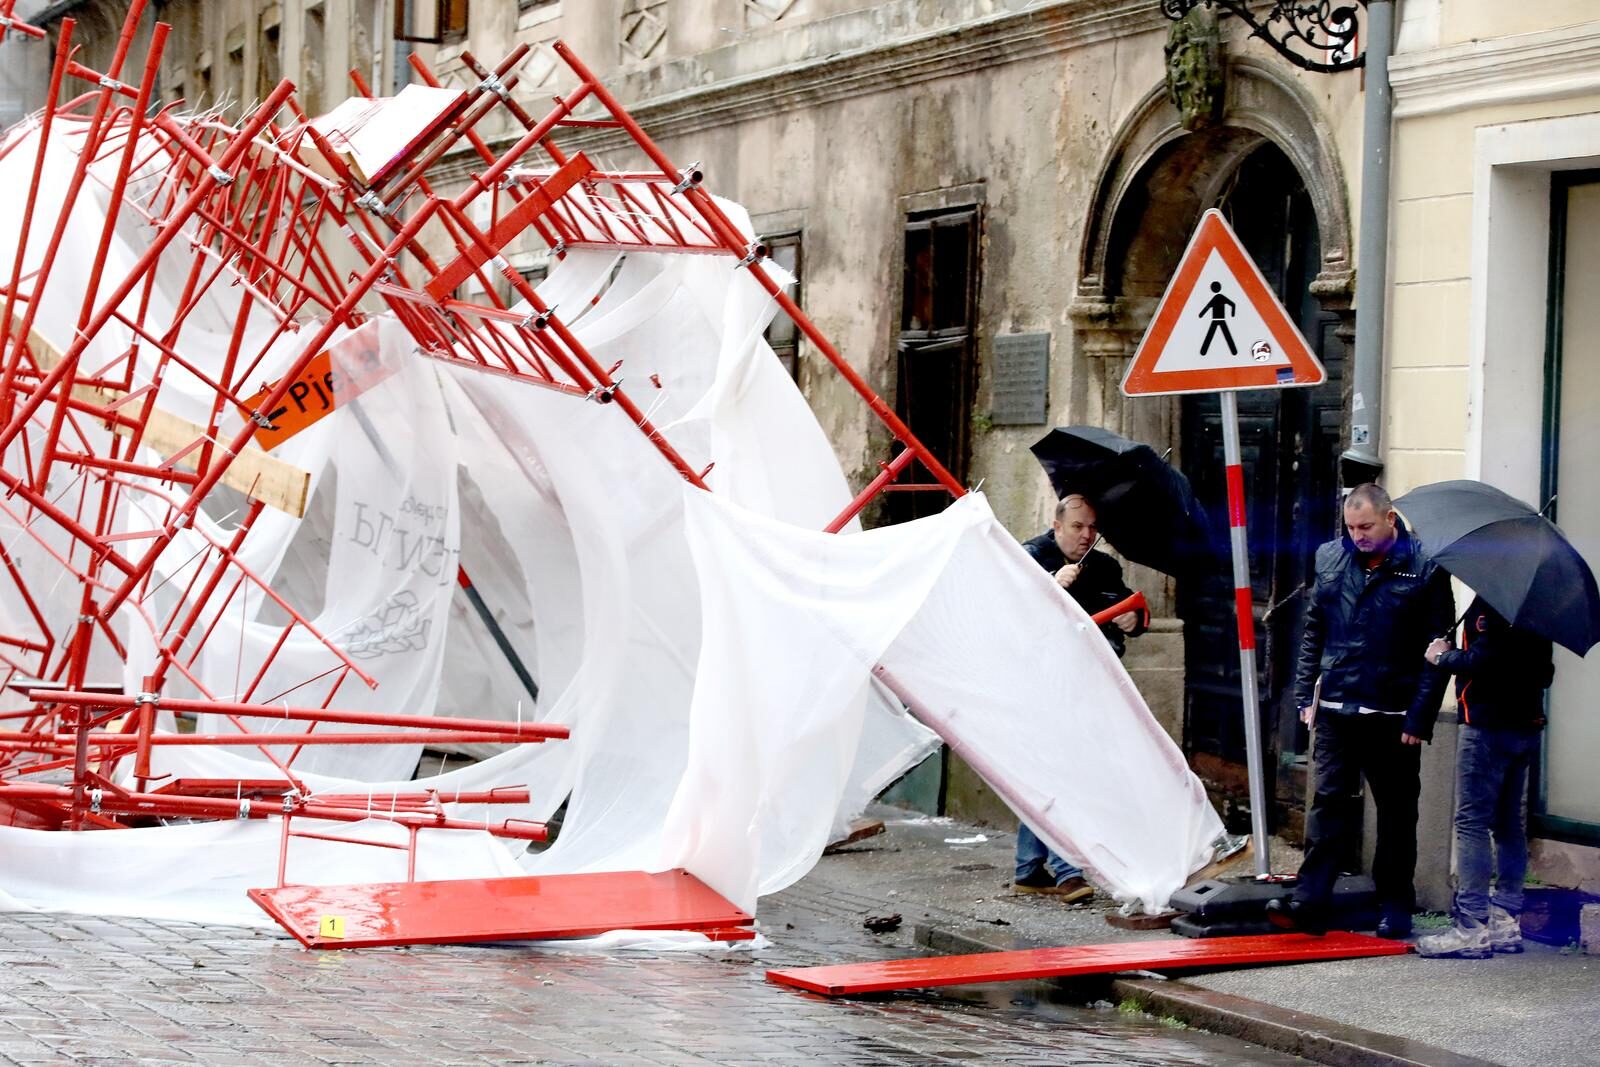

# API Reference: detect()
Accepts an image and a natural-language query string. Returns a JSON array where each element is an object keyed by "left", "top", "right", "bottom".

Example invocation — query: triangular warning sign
[{"left": 1121, "top": 209, "right": 1326, "bottom": 396}]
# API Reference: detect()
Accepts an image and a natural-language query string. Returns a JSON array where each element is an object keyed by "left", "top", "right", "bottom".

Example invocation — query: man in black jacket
[
  {"left": 1011, "top": 494, "right": 1147, "bottom": 901},
  {"left": 1268, "top": 483, "right": 1455, "bottom": 937},
  {"left": 1416, "top": 597, "right": 1553, "bottom": 958},
  {"left": 1021, "top": 495, "right": 1147, "bottom": 655}
]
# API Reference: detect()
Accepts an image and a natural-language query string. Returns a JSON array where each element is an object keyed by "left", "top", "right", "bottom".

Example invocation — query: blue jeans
[
  {"left": 1455, "top": 725, "right": 1539, "bottom": 922},
  {"left": 1015, "top": 824, "right": 1082, "bottom": 883}
]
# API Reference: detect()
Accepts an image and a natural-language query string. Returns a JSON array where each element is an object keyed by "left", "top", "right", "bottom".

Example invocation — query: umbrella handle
[{"left": 1091, "top": 591, "right": 1149, "bottom": 628}]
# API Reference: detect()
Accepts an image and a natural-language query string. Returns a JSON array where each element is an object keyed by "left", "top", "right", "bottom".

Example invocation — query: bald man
[{"left": 1012, "top": 494, "right": 1146, "bottom": 900}]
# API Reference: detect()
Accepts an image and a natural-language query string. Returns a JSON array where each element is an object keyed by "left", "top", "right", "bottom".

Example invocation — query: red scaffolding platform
[
  {"left": 250, "top": 868, "right": 756, "bottom": 949},
  {"left": 765, "top": 932, "right": 1411, "bottom": 996}
]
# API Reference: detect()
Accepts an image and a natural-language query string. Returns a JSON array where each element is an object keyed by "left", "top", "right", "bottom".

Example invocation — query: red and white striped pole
[{"left": 1220, "top": 390, "right": 1272, "bottom": 878}]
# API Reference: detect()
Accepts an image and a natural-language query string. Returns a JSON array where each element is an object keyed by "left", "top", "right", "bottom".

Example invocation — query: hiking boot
[
  {"left": 1487, "top": 905, "right": 1524, "bottom": 954},
  {"left": 1053, "top": 876, "right": 1094, "bottom": 903},
  {"left": 1013, "top": 868, "right": 1056, "bottom": 892},
  {"left": 1013, "top": 870, "right": 1094, "bottom": 902},
  {"left": 1417, "top": 918, "right": 1492, "bottom": 959}
]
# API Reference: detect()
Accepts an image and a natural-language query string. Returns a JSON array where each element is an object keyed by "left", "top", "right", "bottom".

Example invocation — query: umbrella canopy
[
  {"left": 1393, "top": 480, "right": 1600, "bottom": 656},
  {"left": 1029, "top": 427, "right": 1220, "bottom": 578}
]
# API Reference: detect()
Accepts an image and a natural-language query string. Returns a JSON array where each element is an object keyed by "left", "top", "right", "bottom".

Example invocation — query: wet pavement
[{"left": 0, "top": 870, "right": 1311, "bottom": 1066}]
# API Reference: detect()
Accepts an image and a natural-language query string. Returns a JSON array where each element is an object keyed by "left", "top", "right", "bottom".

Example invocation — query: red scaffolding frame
[{"left": 0, "top": 1, "right": 962, "bottom": 894}]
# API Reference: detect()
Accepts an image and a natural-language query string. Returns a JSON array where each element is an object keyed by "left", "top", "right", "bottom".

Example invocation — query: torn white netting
[{"left": 0, "top": 119, "right": 1220, "bottom": 925}]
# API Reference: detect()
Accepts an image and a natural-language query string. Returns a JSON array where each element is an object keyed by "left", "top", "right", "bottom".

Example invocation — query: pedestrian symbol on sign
[{"left": 1198, "top": 282, "right": 1236, "bottom": 356}]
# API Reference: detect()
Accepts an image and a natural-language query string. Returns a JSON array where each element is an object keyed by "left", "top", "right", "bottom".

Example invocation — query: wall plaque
[{"left": 990, "top": 333, "right": 1050, "bottom": 426}]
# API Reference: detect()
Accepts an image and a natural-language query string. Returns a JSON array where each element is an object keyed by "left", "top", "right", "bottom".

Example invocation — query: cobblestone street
[{"left": 0, "top": 874, "right": 1308, "bottom": 1067}]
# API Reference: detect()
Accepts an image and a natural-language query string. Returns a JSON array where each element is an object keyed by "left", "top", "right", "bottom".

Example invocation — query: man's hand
[
  {"left": 1112, "top": 611, "right": 1139, "bottom": 634},
  {"left": 1400, "top": 733, "right": 1424, "bottom": 746},
  {"left": 1055, "top": 563, "right": 1082, "bottom": 589},
  {"left": 1299, "top": 705, "right": 1316, "bottom": 728},
  {"left": 1425, "top": 637, "right": 1450, "bottom": 665}
]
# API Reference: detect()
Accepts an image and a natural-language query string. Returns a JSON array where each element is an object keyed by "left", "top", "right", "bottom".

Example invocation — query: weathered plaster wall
[
  {"left": 1439, "top": 0, "right": 1595, "bottom": 47},
  {"left": 1386, "top": 11, "right": 1600, "bottom": 497}
]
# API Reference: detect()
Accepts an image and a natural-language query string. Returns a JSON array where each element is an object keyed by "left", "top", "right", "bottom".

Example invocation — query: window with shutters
[{"left": 395, "top": 0, "right": 469, "bottom": 45}]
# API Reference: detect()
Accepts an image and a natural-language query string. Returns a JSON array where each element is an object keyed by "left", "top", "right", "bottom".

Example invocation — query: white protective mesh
[{"left": 0, "top": 121, "right": 1220, "bottom": 925}]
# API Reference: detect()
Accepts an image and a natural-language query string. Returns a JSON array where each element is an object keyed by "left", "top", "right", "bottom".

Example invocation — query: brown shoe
[
  {"left": 1013, "top": 874, "right": 1094, "bottom": 903},
  {"left": 1054, "top": 876, "right": 1094, "bottom": 903}
]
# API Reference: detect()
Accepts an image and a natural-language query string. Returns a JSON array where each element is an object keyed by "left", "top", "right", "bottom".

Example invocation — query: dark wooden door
[
  {"left": 1178, "top": 145, "right": 1346, "bottom": 830},
  {"left": 887, "top": 207, "right": 979, "bottom": 524}
]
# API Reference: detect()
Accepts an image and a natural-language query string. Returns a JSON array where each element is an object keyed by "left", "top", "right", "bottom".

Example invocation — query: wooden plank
[
  {"left": 10, "top": 317, "right": 310, "bottom": 517},
  {"left": 823, "top": 816, "right": 885, "bottom": 854},
  {"left": 765, "top": 931, "right": 1410, "bottom": 996},
  {"left": 249, "top": 868, "right": 755, "bottom": 950}
]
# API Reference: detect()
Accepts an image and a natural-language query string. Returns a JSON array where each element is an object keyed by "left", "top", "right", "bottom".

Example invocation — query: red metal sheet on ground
[
  {"left": 250, "top": 868, "right": 752, "bottom": 949},
  {"left": 766, "top": 932, "right": 1409, "bottom": 996}
]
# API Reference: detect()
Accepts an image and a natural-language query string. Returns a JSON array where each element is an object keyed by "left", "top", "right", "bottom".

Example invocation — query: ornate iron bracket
[{"left": 1160, "top": 0, "right": 1367, "bottom": 73}]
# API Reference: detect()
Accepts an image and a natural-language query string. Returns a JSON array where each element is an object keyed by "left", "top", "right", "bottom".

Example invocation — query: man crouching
[{"left": 1012, "top": 493, "right": 1146, "bottom": 902}]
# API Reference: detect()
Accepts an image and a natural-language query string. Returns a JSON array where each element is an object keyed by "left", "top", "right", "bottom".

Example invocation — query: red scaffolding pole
[{"left": 0, "top": 22, "right": 961, "bottom": 934}]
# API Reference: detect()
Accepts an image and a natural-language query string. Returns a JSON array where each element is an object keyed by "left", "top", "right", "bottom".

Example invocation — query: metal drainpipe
[
  {"left": 391, "top": 8, "right": 413, "bottom": 94},
  {"left": 1342, "top": 0, "right": 1394, "bottom": 486}
]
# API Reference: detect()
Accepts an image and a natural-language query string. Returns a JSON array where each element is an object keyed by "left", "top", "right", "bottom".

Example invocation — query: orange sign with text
[
  {"left": 1121, "top": 209, "right": 1326, "bottom": 397},
  {"left": 244, "top": 325, "right": 394, "bottom": 450}
]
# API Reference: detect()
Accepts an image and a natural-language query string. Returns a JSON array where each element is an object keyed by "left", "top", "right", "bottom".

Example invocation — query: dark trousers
[
  {"left": 1454, "top": 725, "right": 1539, "bottom": 922},
  {"left": 1294, "top": 711, "right": 1422, "bottom": 911}
]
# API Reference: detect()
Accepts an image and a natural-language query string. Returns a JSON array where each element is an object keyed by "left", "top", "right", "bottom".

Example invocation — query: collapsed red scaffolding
[{"left": 0, "top": 0, "right": 963, "bottom": 931}]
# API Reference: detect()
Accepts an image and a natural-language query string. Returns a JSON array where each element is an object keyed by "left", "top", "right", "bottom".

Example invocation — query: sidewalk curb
[
  {"left": 914, "top": 923, "right": 1500, "bottom": 1067},
  {"left": 1109, "top": 977, "right": 1500, "bottom": 1067}
]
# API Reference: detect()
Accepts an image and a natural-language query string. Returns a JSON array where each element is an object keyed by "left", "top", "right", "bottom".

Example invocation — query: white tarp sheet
[
  {"left": 669, "top": 490, "right": 1222, "bottom": 911},
  {"left": 0, "top": 118, "right": 1222, "bottom": 928}
]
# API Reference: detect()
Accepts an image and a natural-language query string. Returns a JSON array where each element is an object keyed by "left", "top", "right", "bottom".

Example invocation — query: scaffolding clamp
[
  {"left": 208, "top": 165, "right": 234, "bottom": 187},
  {"left": 737, "top": 242, "right": 766, "bottom": 268},
  {"left": 671, "top": 163, "right": 703, "bottom": 195},
  {"left": 89, "top": 788, "right": 102, "bottom": 815},
  {"left": 355, "top": 190, "right": 391, "bottom": 217},
  {"left": 476, "top": 72, "right": 512, "bottom": 101}
]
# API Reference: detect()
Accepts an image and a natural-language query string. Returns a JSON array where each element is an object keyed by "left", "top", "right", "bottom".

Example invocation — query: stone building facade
[{"left": 28, "top": 0, "right": 393, "bottom": 117}]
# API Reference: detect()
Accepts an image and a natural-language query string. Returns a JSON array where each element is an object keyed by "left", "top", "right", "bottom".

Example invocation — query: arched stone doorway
[{"left": 1071, "top": 59, "right": 1354, "bottom": 834}]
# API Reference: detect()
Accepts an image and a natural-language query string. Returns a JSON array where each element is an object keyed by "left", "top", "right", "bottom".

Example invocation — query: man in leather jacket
[
  {"left": 1267, "top": 483, "right": 1455, "bottom": 937},
  {"left": 1011, "top": 494, "right": 1146, "bottom": 901},
  {"left": 1021, "top": 495, "right": 1147, "bottom": 656}
]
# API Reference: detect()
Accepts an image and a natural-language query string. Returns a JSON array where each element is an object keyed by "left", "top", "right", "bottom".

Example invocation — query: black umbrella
[
  {"left": 1393, "top": 480, "right": 1600, "bottom": 656},
  {"left": 1029, "top": 427, "right": 1220, "bottom": 578}
]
